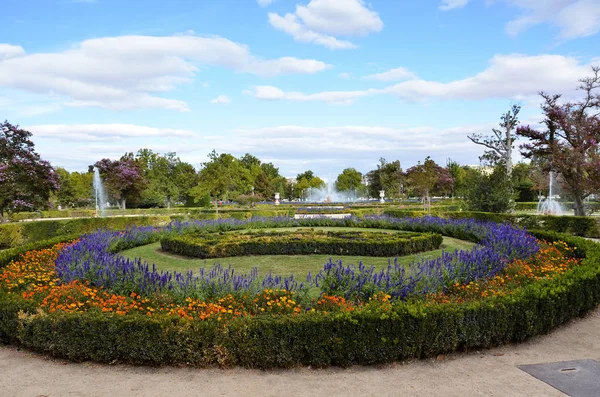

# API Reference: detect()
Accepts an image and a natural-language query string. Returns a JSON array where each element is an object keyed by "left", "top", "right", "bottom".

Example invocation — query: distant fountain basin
[
  {"left": 537, "top": 197, "right": 563, "bottom": 216},
  {"left": 294, "top": 213, "right": 353, "bottom": 219}
]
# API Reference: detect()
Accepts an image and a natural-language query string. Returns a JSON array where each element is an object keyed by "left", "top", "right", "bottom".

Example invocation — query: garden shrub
[
  {"left": 160, "top": 229, "right": 443, "bottom": 259},
  {"left": 0, "top": 216, "right": 171, "bottom": 249}
]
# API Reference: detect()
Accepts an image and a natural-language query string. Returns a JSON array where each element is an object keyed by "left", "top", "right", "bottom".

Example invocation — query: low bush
[
  {"left": 160, "top": 229, "right": 443, "bottom": 259},
  {"left": 0, "top": 216, "right": 171, "bottom": 249}
]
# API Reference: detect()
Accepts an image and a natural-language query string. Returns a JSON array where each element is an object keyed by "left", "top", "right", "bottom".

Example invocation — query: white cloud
[
  {"left": 33, "top": 122, "right": 495, "bottom": 176},
  {"left": 268, "top": 13, "right": 357, "bottom": 49},
  {"left": 440, "top": 1, "right": 600, "bottom": 40},
  {"left": 439, "top": 0, "right": 471, "bottom": 11},
  {"left": 27, "top": 123, "right": 195, "bottom": 142},
  {"left": 502, "top": 0, "right": 600, "bottom": 39},
  {"left": 211, "top": 95, "right": 232, "bottom": 104},
  {"left": 257, "top": 0, "right": 274, "bottom": 7},
  {"left": 251, "top": 54, "right": 596, "bottom": 104},
  {"left": 364, "top": 67, "right": 417, "bottom": 82},
  {"left": 268, "top": 0, "right": 383, "bottom": 49},
  {"left": 0, "top": 34, "right": 330, "bottom": 111},
  {"left": 249, "top": 85, "right": 380, "bottom": 104},
  {"left": 0, "top": 44, "right": 25, "bottom": 61}
]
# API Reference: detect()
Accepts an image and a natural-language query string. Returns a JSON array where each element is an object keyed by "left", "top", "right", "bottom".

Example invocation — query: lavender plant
[{"left": 55, "top": 216, "right": 539, "bottom": 303}]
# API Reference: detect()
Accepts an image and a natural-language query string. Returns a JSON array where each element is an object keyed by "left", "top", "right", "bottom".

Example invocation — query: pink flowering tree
[
  {"left": 0, "top": 121, "right": 59, "bottom": 222},
  {"left": 517, "top": 67, "right": 600, "bottom": 216},
  {"left": 95, "top": 153, "right": 147, "bottom": 209}
]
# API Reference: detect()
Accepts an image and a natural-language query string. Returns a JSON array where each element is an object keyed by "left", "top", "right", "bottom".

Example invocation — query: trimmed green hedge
[
  {"left": 1, "top": 230, "right": 599, "bottom": 367},
  {"left": 161, "top": 229, "right": 443, "bottom": 259},
  {"left": 382, "top": 209, "right": 600, "bottom": 238},
  {"left": 0, "top": 234, "right": 80, "bottom": 269},
  {"left": 0, "top": 216, "right": 171, "bottom": 250}
]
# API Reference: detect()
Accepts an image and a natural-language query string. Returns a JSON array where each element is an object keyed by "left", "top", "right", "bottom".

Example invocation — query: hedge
[
  {"left": 0, "top": 234, "right": 80, "bottom": 269},
  {"left": 1, "top": 229, "right": 598, "bottom": 367},
  {"left": 160, "top": 229, "right": 443, "bottom": 259},
  {"left": 382, "top": 209, "right": 600, "bottom": 238},
  {"left": 0, "top": 216, "right": 171, "bottom": 250}
]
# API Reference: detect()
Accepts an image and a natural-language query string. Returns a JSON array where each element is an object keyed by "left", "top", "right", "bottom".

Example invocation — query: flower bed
[
  {"left": 1, "top": 217, "right": 599, "bottom": 368},
  {"left": 160, "top": 229, "right": 443, "bottom": 259}
]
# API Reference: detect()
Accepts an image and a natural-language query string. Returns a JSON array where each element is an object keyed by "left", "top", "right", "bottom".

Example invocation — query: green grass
[{"left": 119, "top": 227, "right": 476, "bottom": 278}]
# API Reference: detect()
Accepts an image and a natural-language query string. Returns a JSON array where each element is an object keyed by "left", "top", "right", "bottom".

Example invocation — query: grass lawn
[{"left": 119, "top": 227, "right": 476, "bottom": 279}]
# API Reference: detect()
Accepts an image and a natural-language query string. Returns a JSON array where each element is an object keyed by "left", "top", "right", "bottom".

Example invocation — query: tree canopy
[
  {"left": 517, "top": 67, "right": 600, "bottom": 216},
  {"left": 0, "top": 121, "right": 59, "bottom": 221}
]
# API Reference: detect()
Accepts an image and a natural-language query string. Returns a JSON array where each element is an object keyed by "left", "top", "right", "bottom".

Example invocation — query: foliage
[
  {"left": 511, "top": 162, "right": 536, "bottom": 202},
  {"left": 95, "top": 154, "right": 148, "bottom": 210},
  {"left": 134, "top": 149, "right": 198, "bottom": 208},
  {"left": 366, "top": 158, "right": 403, "bottom": 199},
  {"left": 445, "top": 159, "right": 468, "bottom": 198},
  {"left": 161, "top": 229, "right": 443, "bottom": 259},
  {"left": 463, "top": 165, "right": 514, "bottom": 213},
  {"left": 334, "top": 168, "right": 364, "bottom": 194},
  {"left": 0, "top": 121, "right": 59, "bottom": 222},
  {"left": 54, "top": 168, "right": 94, "bottom": 208},
  {"left": 517, "top": 67, "right": 600, "bottom": 216},
  {"left": 0, "top": 216, "right": 170, "bottom": 249},
  {"left": 405, "top": 157, "right": 453, "bottom": 203}
]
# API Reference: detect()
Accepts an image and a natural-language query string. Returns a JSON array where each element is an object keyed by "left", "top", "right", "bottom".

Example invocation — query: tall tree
[
  {"left": 367, "top": 158, "right": 403, "bottom": 199},
  {"left": 517, "top": 67, "right": 600, "bottom": 216},
  {"left": 335, "top": 168, "right": 363, "bottom": 193},
  {"left": 405, "top": 157, "right": 451, "bottom": 206},
  {"left": 0, "top": 121, "right": 59, "bottom": 221},
  {"left": 95, "top": 153, "right": 147, "bottom": 209},
  {"left": 464, "top": 165, "right": 514, "bottom": 213},
  {"left": 468, "top": 104, "right": 520, "bottom": 176},
  {"left": 190, "top": 151, "right": 250, "bottom": 206}
]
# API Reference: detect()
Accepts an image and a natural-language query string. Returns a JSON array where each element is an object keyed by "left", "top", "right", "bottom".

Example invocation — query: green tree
[
  {"left": 366, "top": 158, "right": 403, "bottom": 200},
  {"left": 335, "top": 168, "right": 363, "bottom": 192},
  {"left": 405, "top": 157, "right": 449, "bottom": 206},
  {"left": 464, "top": 165, "right": 514, "bottom": 213},
  {"left": 511, "top": 162, "right": 536, "bottom": 202},
  {"left": 190, "top": 151, "right": 250, "bottom": 207}
]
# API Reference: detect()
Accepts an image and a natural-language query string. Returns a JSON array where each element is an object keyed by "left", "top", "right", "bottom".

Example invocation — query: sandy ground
[{"left": 1, "top": 306, "right": 599, "bottom": 397}]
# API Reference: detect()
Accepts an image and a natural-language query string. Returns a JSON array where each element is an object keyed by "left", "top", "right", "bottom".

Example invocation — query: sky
[{"left": 2, "top": 0, "right": 600, "bottom": 180}]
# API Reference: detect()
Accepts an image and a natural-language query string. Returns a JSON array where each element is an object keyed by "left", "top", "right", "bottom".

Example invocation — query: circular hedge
[
  {"left": 160, "top": 229, "right": 443, "bottom": 259},
  {"left": 1, "top": 216, "right": 599, "bottom": 368}
]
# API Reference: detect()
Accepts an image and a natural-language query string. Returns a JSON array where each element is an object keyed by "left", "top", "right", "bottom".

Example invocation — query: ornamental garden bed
[
  {"left": 160, "top": 229, "right": 443, "bottom": 259},
  {"left": 1, "top": 216, "right": 599, "bottom": 368}
]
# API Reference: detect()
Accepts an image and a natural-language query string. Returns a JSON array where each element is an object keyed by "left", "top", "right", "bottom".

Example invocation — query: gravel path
[{"left": 1, "top": 306, "right": 599, "bottom": 397}]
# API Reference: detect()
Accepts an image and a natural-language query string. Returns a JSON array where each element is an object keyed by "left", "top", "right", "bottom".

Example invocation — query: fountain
[
  {"left": 537, "top": 171, "right": 563, "bottom": 216},
  {"left": 93, "top": 167, "right": 108, "bottom": 217},
  {"left": 304, "top": 182, "right": 361, "bottom": 203}
]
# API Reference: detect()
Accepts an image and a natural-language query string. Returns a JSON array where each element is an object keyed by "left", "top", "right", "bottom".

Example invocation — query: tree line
[{"left": 1, "top": 67, "right": 599, "bottom": 219}]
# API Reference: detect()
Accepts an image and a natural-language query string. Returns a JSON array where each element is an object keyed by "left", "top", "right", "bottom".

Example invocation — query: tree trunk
[
  {"left": 573, "top": 195, "right": 586, "bottom": 216},
  {"left": 121, "top": 198, "right": 126, "bottom": 210},
  {"left": 166, "top": 197, "right": 171, "bottom": 209}
]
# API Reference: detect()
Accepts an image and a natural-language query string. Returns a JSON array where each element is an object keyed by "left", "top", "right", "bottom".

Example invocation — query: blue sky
[{"left": 2, "top": 0, "right": 599, "bottom": 180}]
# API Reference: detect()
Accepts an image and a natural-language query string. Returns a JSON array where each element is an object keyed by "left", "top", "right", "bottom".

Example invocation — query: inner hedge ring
[{"left": 160, "top": 229, "right": 444, "bottom": 259}]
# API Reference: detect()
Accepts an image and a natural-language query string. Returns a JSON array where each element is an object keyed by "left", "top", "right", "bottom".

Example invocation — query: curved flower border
[{"left": 54, "top": 216, "right": 539, "bottom": 302}]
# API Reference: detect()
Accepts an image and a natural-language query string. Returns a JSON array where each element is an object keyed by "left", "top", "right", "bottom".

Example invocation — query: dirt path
[{"left": 1, "top": 306, "right": 599, "bottom": 397}]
